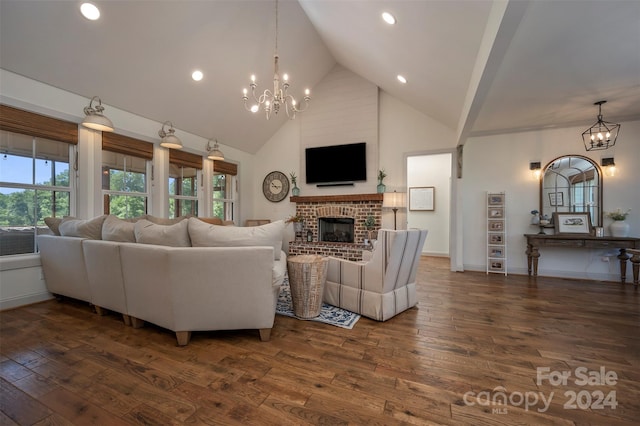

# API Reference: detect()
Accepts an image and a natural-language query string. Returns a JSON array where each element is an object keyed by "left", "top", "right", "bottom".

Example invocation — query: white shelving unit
[{"left": 487, "top": 191, "right": 507, "bottom": 275}]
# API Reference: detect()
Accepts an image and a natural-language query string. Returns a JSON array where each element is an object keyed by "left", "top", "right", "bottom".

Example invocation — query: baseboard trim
[{"left": 0, "top": 291, "right": 53, "bottom": 311}]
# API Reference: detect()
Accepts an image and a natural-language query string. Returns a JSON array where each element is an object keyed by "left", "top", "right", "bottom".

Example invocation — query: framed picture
[
  {"left": 489, "top": 246, "right": 504, "bottom": 258},
  {"left": 488, "top": 220, "right": 504, "bottom": 231},
  {"left": 488, "top": 207, "right": 504, "bottom": 218},
  {"left": 553, "top": 212, "right": 592, "bottom": 235},
  {"left": 409, "top": 187, "right": 435, "bottom": 211},
  {"left": 488, "top": 193, "right": 504, "bottom": 205},
  {"left": 489, "top": 260, "right": 505, "bottom": 272},
  {"left": 548, "top": 192, "right": 564, "bottom": 206},
  {"left": 488, "top": 233, "right": 504, "bottom": 244}
]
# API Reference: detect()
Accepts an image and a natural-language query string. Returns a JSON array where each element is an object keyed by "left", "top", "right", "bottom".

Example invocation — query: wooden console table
[{"left": 524, "top": 234, "right": 640, "bottom": 285}]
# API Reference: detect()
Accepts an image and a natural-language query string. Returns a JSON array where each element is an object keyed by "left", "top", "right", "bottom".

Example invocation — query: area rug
[{"left": 276, "top": 277, "right": 360, "bottom": 329}]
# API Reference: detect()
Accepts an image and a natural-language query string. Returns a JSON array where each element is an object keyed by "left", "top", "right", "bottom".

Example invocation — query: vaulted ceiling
[{"left": 1, "top": 0, "right": 639, "bottom": 154}]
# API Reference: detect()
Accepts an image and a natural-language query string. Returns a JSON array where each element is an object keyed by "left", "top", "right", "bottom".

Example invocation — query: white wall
[
  {"left": 462, "top": 120, "right": 640, "bottom": 280},
  {"left": 407, "top": 154, "right": 451, "bottom": 256}
]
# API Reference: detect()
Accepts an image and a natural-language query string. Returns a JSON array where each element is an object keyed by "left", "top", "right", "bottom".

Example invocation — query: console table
[{"left": 524, "top": 234, "right": 640, "bottom": 285}]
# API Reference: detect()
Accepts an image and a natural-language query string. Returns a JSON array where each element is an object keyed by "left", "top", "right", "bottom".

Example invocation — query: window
[
  {"left": 101, "top": 133, "right": 153, "bottom": 219},
  {"left": 0, "top": 131, "right": 72, "bottom": 255},
  {"left": 102, "top": 151, "right": 148, "bottom": 218},
  {"left": 169, "top": 165, "right": 198, "bottom": 218},
  {"left": 168, "top": 149, "right": 202, "bottom": 219},
  {"left": 212, "top": 160, "right": 238, "bottom": 221}
]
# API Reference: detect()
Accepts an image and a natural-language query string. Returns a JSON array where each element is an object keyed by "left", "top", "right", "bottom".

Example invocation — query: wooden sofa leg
[
  {"left": 95, "top": 306, "right": 106, "bottom": 316},
  {"left": 122, "top": 314, "right": 132, "bottom": 326},
  {"left": 130, "top": 317, "right": 145, "bottom": 329},
  {"left": 176, "top": 331, "right": 191, "bottom": 346},
  {"left": 259, "top": 328, "right": 271, "bottom": 342}
]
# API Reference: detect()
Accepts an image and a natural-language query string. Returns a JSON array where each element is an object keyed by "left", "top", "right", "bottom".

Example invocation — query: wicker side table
[{"left": 286, "top": 255, "right": 329, "bottom": 319}]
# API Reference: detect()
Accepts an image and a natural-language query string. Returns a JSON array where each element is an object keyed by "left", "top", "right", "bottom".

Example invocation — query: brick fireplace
[{"left": 288, "top": 193, "right": 382, "bottom": 261}]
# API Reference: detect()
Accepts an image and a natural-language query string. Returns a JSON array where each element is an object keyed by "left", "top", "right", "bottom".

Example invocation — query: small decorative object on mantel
[
  {"left": 290, "top": 172, "right": 300, "bottom": 196},
  {"left": 606, "top": 208, "right": 631, "bottom": 237},
  {"left": 377, "top": 169, "right": 387, "bottom": 193},
  {"left": 530, "top": 209, "right": 540, "bottom": 225}
]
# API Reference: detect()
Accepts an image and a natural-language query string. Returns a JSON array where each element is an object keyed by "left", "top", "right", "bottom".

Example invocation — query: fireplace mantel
[{"left": 290, "top": 193, "right": 383, "bottom": 203}]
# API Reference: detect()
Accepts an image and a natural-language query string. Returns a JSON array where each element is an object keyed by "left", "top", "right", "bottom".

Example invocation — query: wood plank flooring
[{"left": 1, "top": 257, "right": 638, "bottom": 425}]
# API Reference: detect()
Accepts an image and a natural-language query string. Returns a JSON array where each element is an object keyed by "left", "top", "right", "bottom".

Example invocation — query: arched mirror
[{"left": 540, "top": 155, "right": 602, "bottom": 226}]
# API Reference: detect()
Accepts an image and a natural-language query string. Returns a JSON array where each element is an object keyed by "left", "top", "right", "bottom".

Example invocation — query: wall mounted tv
[{"left": 305, "top": 142, "right": 367, "bottom": 185}]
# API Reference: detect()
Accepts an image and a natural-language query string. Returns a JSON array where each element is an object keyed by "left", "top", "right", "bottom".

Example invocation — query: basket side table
[{"left": 286, "top": 255, "right": 329, "bottom": 318}]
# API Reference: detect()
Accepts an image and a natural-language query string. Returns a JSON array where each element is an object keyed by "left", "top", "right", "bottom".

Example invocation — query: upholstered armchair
[{"left": 323, "top": 229, "right": 428, "bottom": 321}]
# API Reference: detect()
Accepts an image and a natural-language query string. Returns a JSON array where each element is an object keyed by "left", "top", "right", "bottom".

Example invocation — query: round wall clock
[{"left": 262, "top": 171, "right": 290, "bottom": 202}]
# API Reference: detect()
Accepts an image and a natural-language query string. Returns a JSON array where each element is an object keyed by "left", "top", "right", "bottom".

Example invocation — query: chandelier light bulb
[
  {"left": 251, "top": 105, "right": 259, "bottom": 113},
  {"left": 283, "top": 74, "right": 289, "bottom": 81},
  {"left": 243, "top": 88, "right": 248, "bottom": 96},
  {"left": 251, "top": 75, "right": 256, "bottom": 83}
]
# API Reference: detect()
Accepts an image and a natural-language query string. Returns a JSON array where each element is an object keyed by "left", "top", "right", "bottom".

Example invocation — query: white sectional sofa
[{"left": 38, "top": 216, "right": 287, "bottom": 345}]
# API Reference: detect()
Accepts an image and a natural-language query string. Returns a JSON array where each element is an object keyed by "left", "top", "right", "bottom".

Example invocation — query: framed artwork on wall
[{"left": 409, "top": 186, "right": 435, "bottom": 211}]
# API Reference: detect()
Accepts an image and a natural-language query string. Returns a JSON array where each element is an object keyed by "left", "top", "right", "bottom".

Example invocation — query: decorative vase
[
  {"left": 609, "top": 220, "right": 630, "bottom": 237},
  {"left": 531, "top": 214, "right": 540, "bottom": 225},
  {"left": 292, "top": 186, "right": 300, "bottom": 196},
  {"left": 377, "top": 183, "right": 386, "bottom": 193}
]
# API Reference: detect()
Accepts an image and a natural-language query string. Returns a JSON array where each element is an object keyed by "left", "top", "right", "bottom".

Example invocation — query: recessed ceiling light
[
  {"left": 397, "top": 75, "right": 407, "bottom": 84},
  {"left": 80, "top": 3, "right": 100, "bottom": 21},
  {"left": 382, "top": 12, "right": 396, "bottom": 25},
  {"left": 192, "top": 70, "right": 203, "bottom": 81}
]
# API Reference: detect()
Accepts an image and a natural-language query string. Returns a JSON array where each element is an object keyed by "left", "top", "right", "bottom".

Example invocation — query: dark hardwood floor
[{"left": 1, "top": 257, "right": 638, "bottom": 425}]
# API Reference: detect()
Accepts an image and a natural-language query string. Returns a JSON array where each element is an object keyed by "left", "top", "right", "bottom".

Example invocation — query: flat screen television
[{"left": 305, "top": 142, "right": 367, "bottom": 185}]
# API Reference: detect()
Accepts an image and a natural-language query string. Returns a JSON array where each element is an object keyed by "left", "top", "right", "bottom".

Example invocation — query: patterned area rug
[{"left": 276, "top": 277, "right": 360, "bottom": 329}]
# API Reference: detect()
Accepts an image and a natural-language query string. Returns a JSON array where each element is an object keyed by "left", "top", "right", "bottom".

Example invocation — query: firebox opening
[{"left": 319, "top": 217, "right": 354, "bottom": 243}]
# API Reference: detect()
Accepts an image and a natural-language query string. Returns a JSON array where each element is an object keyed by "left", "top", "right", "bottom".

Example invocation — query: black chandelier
[{"left": 581, "top": 100, "right": 620, "bottom": 151}]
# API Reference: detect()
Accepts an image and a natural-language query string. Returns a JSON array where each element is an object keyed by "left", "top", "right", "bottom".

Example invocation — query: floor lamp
[{"left": 383, "top": 190, "right": 406, "bottom": 230}]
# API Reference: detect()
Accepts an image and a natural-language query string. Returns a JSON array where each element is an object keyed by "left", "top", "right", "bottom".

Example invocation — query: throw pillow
[
  {"left": 44, "top": 217, "right": 65, "bottom": 236},
  {"left": 188, "top": 217, "right": 284, "bottom": 260},
  {"left": 59, "top": 215, "right": 107, "bottom": 239},
  {"left": 134, "top": 219, "right": 191, "bottom": 247},
  {"left": 102, "top": 215, "right": 136, "bottom": 242}
]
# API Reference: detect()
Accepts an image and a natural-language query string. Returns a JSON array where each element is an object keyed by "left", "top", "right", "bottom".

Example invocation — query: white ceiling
[{"left": 1, "top": 0, "right": 639, "bottom": 154}]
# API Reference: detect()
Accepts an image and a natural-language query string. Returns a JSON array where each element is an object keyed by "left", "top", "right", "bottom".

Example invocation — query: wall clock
[{"left": 262, "top": 171, "right": 290, "bottom": 202}]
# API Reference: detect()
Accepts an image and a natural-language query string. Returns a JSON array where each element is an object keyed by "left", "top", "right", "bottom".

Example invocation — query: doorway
[{"left": 406, "top": 152, "right": 452, "bottom": 257}]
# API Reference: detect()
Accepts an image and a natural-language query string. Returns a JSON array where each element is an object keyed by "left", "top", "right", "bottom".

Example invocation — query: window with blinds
[
  {"left": 169, "top": 149, "right": 202, "bottom": 218},
  {"left": 0, "top": 105, "right": 76, "bottom": 256},
  {"left": 212, "top": 160, "right": 237, "bottom": 222},
  {"left": 101, "top": 133, "right": 153, "bottom": 218}
]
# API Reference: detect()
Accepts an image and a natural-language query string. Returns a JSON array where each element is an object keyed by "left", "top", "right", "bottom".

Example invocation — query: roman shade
[
  {"left": 213, "top": 160, "right": 237, "bottom": 176},
  {"left": 102, "top": 132, "right": 153, "bottom": 160},
  {"left": 169, "top": 149, "right": 203, "bottom": 169},
  {"left": 0, "top": 104, "right": 78, "bottom": 144}
]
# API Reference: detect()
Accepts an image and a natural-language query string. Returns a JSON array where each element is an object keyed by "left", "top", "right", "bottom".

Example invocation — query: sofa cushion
[
  {"left": 44, "top": 217, "right": 64, "bottom": 236},
  {"left": 102, "top": 215, "right": 136, "bottom": 242},
  {"left": 134, "top": 219, "right": 191, "bottom": 247},
  {"left": 144, "top": 215, "right": 190, "bottom": 226},
  {"left": 59, "top": 215, "right": 107, "bottom": 239},
  {"left": 188, "top": 217, "right": 284, "bottom": 260}
]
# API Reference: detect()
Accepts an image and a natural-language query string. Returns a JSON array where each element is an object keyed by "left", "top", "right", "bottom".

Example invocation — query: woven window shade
[
  {"left": 213, "top": 160, "right": 237, "bottom": 176},
  {"left": 102, "top": 132, "right": 153, "bottom": 160},
  {"left": 169, "top": 149, "right": 203, "bottom": 169},
  {"left": 0, "top": 104, "right": 78, "bottom": 144}
]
